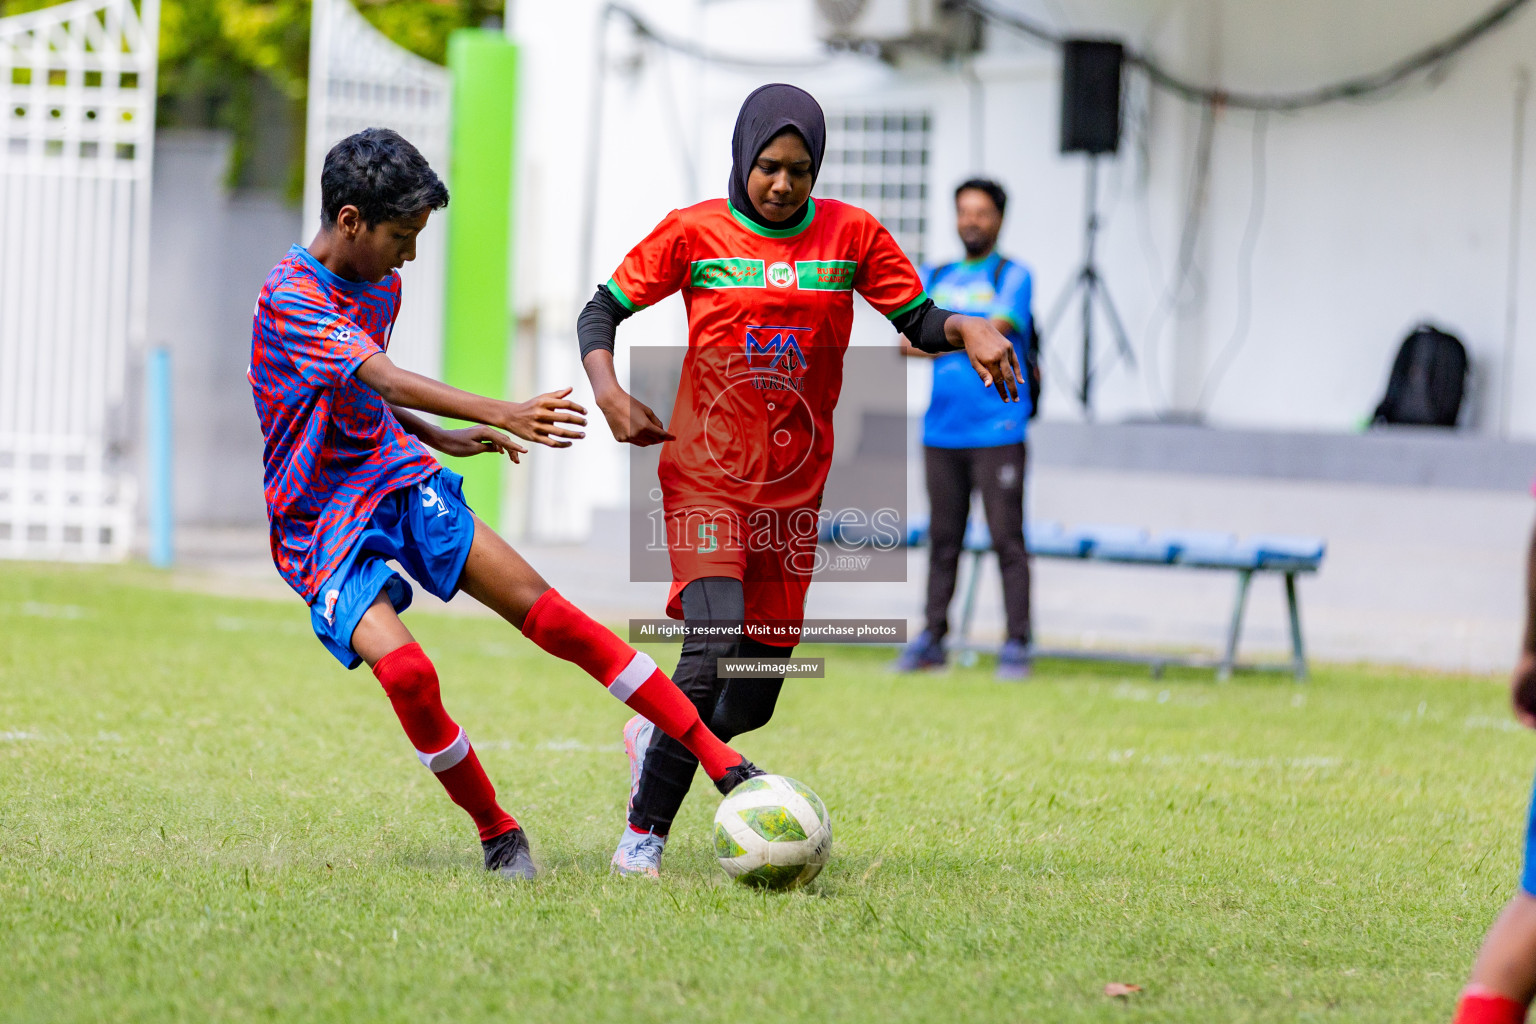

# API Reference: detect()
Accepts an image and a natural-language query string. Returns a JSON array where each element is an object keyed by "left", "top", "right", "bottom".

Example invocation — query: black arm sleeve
[
  {"left": 577, "top": 285, "right": 635, "bottom": 360},
  {"left": 893, "top": 299, "right": 960, "bottom": 354}
]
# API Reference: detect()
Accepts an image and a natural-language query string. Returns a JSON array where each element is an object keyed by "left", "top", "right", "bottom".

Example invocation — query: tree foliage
[{"left": 0, "top": 0, "right": 502, "bottom": 195}]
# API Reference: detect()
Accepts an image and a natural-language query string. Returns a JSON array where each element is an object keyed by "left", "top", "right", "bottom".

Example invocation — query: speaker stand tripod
[{"left": 1043, "top": 157, "right": 1137, "bottom": 416}]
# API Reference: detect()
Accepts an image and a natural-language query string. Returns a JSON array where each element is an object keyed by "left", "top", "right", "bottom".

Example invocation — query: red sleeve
[
  {"left": 852, "top": 211, "right": 928, "bottom": 322},
  {"left": 606, "top": 209, "right": 689, "bottom": 312}
]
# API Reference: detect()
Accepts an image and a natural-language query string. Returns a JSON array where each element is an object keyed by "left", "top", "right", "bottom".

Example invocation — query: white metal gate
[
  {"left": 0, "top": 0, "right": 158, "bottom": 561},
  {"left": 303, "top": 0, "right": 450, "bottom": 378}
]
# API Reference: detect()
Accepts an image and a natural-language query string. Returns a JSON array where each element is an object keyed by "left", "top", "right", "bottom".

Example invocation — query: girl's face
[{"left": 747, "top": 131, "right": 813, "bottom": 223}]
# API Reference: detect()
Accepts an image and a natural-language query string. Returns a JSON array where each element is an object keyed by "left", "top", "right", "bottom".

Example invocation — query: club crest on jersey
[{"left": 766, "top": 261, "right": 795, "bottom": 289}]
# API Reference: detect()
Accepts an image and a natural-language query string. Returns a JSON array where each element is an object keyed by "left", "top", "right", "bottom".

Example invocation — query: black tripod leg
[
  {"left": 1043, "top": 268, "right": 1088, "bottom": 341},
  {"left": 1091, "top": 274, "right": 1138, "bottom": 370}
]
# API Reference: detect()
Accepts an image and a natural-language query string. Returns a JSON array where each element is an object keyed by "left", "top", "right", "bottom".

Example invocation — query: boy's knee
[{"left": 373, "top": 642, "right": 440, "bottom": 704}]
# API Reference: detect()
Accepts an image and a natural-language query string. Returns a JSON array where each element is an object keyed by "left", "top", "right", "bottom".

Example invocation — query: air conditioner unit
[{"left": 814, "top": 0, "right": 983, "bottom": 59}]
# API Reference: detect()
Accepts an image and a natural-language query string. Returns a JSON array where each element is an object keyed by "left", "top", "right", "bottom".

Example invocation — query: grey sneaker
[
  {"left": 611, "top": 826, "right": 668, "bottom": 878},
  {"left": 482, "top": 826, "right": 538, "bottom": 880},
  {"left": 996, "top": 639, "right": 1033, "bottom": 681}
]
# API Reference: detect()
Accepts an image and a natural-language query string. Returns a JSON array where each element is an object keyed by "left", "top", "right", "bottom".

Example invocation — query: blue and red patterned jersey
[{"left": 248, "top": 245, "right": 440, "bottom": 601}]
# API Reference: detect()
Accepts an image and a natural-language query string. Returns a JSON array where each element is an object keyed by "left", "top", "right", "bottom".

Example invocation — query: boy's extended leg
[
  {"left": 350, "top": 593, "right": 536, "bottom": 879},
  {"left": 1454, "top": 894, "right": 1536, "bottom": 1023},
  {"left": 454, "top": 520, "right": 760, "bottom": 792}
]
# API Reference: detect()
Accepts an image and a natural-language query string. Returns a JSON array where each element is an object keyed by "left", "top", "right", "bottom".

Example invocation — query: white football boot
[
  {"left": 613, "top": 715, "right": 666, "bottom": 876},
  {"left": 622, "top": 714, "right": 655, "bottom": 816},
  {"left": 611, "top": 826, "right": 668, "bottom": 878}
]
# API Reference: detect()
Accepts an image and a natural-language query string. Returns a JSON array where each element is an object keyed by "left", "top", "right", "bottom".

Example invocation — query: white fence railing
[
  {"left": 303, "top": 0, "right": 451, "bottom": 379},
  {"left": 0, "top": 0, "right": 158, "bottom": 561}
]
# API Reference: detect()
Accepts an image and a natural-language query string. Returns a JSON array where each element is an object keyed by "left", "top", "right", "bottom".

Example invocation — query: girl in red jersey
[{"left": 578, "top": 84, "right": 1022, "bottom": 876}]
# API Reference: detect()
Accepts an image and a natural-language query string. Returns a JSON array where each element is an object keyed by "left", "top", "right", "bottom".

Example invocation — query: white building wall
[{"left": 507, "top": 0, "right": 1536, "bottom": 540}]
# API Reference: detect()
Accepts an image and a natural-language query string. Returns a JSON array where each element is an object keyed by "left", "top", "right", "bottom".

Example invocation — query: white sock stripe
[
  {"left": 417, "top": 727, "right": 470, "bottom": 773},
  {"left": 609, "top": 652, "right": 656, "bottom": 702}
]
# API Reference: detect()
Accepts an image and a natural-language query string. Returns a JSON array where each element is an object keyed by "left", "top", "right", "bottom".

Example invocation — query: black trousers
[
  {"left": 923, "top": 442, "right": 1031, "bottom": 644},
  {"left": 628, "top": 577, "right": 793, "bottom": 835}
]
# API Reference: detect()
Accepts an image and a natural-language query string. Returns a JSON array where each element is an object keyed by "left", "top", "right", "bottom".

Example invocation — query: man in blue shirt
[{"left": 896, "top": 178, "right": 1034, "bottom": 678}]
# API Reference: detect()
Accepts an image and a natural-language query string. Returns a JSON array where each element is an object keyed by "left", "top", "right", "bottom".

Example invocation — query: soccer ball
[{"left": 713, "top": 774, "right": 832, "bottom": 890}]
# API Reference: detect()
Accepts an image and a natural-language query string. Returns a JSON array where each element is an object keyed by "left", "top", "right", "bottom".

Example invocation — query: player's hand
[
  {"left": 503, "top": 387, "right": 588, "bottom": 448},
  {"left": 1512, "top": 650, "right": 1536, "bottom": 729},
  {"left": 956, "top": 316, "right": 1021, "bottom": 402},
  {"left": 433, "top": 425, "right": 528, "bottom": 463},
  {"left": 598, "top": 389, "right": 675, "bottom": 447}
]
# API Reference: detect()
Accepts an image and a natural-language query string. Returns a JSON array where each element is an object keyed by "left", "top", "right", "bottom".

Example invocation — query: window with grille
[{"left": 819, "top": 110, "right": 932, "bottom": 265}]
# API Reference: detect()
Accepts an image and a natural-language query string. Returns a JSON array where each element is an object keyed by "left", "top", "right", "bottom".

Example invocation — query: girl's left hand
[{"left": 957, "top": 316, "right": 1022, "bottom": 401}]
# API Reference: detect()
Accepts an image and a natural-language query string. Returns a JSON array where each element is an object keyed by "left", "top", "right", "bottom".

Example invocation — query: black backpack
[
  {"left": 1371, "top": 323, "right": 1468, "bottom": 428},
  {"left": 930, "top": 257, "right": 1043, "bottom": 419}
]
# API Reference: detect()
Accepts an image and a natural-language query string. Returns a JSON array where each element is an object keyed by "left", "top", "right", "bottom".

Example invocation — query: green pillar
[{"left": 443, "top": 29, "right": 518, "bottom": 528}]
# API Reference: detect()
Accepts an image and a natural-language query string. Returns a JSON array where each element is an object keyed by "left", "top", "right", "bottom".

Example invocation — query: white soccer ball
[{"left": 713, "top": 774, "right": 832, "bottom": 890}]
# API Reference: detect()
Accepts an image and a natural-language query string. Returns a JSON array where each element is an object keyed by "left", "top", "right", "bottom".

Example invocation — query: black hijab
[{"left": 727, "top": 83, "right": 827, "bottom": 230}]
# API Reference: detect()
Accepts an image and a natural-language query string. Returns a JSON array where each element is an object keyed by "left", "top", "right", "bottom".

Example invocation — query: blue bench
[{"left": 904, "top": 520, "right": 1327, "bottom": 680}]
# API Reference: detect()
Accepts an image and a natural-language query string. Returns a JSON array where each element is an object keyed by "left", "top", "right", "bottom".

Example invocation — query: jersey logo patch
[
  {"left": 795, "top": 260, "right": 856, "bottom": 291},
  {"left": 766, "top": 261, "right": 795, "bottom": 289},
  {"left": 419, "top": 484, "right": 450, "bottom": 518},
  {"left": 691, "top": 258, "right": 765, "bottom": 289},
  {"left": 743, "top": 324, "right": 809, "bottom": 374}
]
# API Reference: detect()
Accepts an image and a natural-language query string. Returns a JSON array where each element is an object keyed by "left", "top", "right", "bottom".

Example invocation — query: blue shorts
[
  {"left": 309, "top": 469, "right": 477, "bottom": 669},
  {"left": 1523, "top": 765, "right": 1536, "bottom": 896}
]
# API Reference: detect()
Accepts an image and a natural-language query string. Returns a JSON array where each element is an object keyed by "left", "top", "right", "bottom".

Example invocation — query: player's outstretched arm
[
  {"left": 582, "top": 349, "right": 676, "bottom": 447},
  {"left": 389, "top": 403, "right": 529, "bottom": 463},
  {"left": 356, "top": 352, "right": 586, "bottom": 450}
]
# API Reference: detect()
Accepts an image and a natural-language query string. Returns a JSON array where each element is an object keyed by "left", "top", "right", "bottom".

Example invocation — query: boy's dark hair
[
  {"left": 954, "top": 177, "right": 1007, "bottom": 217},
  {"left": 320, "top": 128, "right": 449, "bottom": 226}
]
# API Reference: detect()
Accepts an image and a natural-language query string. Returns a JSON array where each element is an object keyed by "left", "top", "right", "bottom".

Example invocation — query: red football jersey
[{"left": 607, "top": 197, "right": 925, "bottom": 513}]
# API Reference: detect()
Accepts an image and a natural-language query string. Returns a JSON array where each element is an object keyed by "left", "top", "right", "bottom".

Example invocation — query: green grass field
[{"left": 1, "top": 562, "right": 1529, "bottom": 1022}]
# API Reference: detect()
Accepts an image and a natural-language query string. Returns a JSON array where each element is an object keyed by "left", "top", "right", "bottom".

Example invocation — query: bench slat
[{"left": 898, "top": 518, "right": 1325, "bottom": 572}]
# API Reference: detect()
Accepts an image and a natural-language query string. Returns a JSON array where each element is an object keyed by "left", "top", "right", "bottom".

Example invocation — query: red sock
[
  {"left": 1455, "top": 988, "right": 1528, "bottom": 1024},
  {"left": 521, "top": 589, "right": 742, "bottom": 780},
  {"left": 373, "top": 643, "right": 518, "bottom": 842}
]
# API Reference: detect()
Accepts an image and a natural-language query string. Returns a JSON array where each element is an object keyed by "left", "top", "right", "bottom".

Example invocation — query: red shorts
[{"left": 664, "top": 505, "right": 817, "bottom": 642}]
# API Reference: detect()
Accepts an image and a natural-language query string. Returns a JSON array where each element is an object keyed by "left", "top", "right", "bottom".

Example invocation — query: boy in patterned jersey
[
  {"left": 578, "top": 85, "right": 1023, "bottom": 875},
  {"left": 249, "top": 128, "right": 764, "bottom": 880}
]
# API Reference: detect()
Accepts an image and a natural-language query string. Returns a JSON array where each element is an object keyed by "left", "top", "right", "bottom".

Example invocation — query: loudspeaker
[{"left": 1060, "top": 39, "right": 1124, "bottom": 155}]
